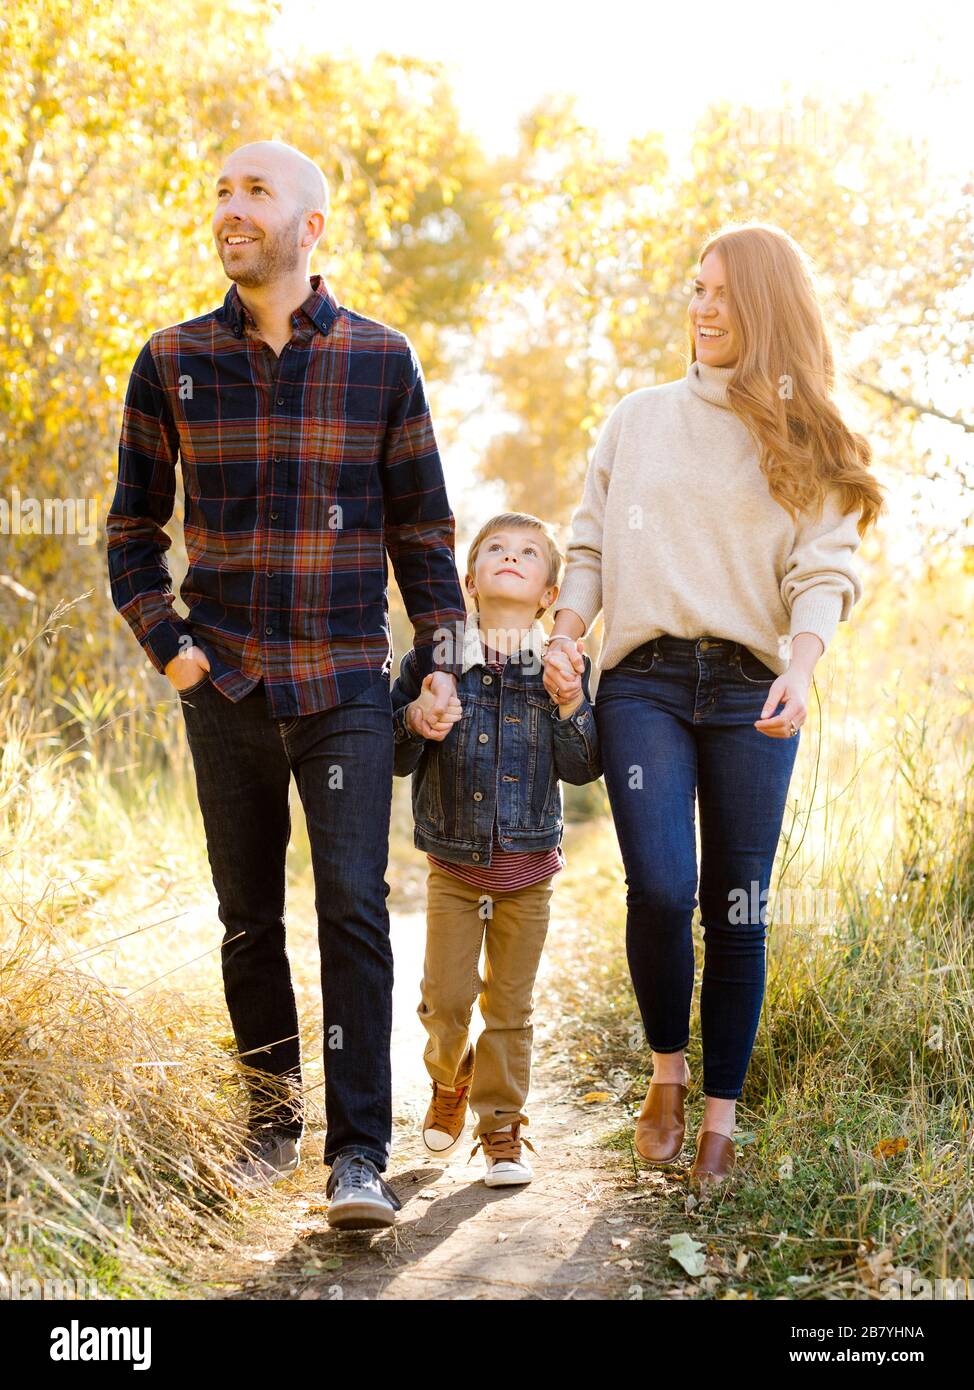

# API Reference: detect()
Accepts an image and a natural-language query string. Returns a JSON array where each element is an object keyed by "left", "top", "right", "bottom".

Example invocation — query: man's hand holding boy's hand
[{"left": 406, "top": 674, "right": 463, "bottom": 741}]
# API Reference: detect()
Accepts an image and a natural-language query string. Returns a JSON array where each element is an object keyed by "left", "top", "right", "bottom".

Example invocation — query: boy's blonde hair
[{"left": 466, "top": 512, "right": 564, "bottom": 620}]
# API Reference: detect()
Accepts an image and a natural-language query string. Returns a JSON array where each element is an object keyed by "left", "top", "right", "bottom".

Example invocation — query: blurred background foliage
[{"left": 0, "top": 0, "right": 971, "bottom": 710}]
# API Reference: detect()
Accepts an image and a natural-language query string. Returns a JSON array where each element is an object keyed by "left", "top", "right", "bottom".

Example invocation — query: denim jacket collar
[{"left": 460, "top": 612, "right": 548, "bottom": 674}]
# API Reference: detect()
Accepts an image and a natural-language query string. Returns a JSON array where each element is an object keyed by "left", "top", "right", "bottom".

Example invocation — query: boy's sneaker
[
  {"left": 473, "top": 1123, "right": 537, "bottom": 1187},
  {"left": 226, "top": 1126, "right": 301, "bottom": 1191},
  {"left": 422, "top": 1079, "right": 470, "bottom": 1157},
  {"left": 325, "top": 1152, "right": 402, "bottom": 1231}
]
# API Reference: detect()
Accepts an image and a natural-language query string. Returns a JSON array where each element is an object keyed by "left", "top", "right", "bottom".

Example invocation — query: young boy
[{"left": 390, "top": 512, "right": 602, "bottom": 1186}]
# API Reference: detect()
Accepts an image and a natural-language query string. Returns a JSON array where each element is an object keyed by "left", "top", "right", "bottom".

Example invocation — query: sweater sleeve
[
  {"left": 553, "top": 398, "right": 628, "bottom": 634},
  {"left": 782, "top": 489, "right": 863, "bottom": 652}
]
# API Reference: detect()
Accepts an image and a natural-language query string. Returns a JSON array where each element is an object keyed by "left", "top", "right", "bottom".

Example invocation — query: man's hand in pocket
[{"left": 165, "top": 646, "right": 211, "bottom": 692}]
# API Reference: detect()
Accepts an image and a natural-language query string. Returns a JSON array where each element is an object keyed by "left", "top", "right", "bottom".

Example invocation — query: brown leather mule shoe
[
  {"left": 688, "top": 1130, "right": 736, "bottom": 1195},
  {"left": 633, "top": 1064, "right": 691, "bottom": 1164}
]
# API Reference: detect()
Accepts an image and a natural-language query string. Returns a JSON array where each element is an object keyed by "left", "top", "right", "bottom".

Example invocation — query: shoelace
[
  {"left": 328, "top": 1155, "right": 402, "bottom": 1210},
  {"left": 468, "top": 1124, "right": 537, "bottom": 1164},
  {"left": 242, "top": 1128, "right": 293, "bottom": 1162},
  {"left": 429, "top": 1080, "right": 469, "bottom": 1132}
]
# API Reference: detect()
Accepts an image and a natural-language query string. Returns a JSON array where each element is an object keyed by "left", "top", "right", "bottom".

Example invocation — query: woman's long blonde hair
[{"left": 691, "top": 223, "right": 884, "bottom": 536}]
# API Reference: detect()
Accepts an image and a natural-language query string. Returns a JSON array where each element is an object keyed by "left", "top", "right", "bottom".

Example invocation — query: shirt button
[
  {"left": 277, "top": 397, "right": 284, "bottom": 405},
  {"left": 267, "top": 570, "right": 275, "bottom": 577},
  {"left": 270, "top": 511, "right": 279, "bottom": 520},
  {"left": 482, "top": 674, "right": 493, "bottom": 685},
  {"left": 478, "top": 733, "right": 489, "bottom": 744},
  {"left": 473, "top": 791, "right": 483, "bottom": 802},
  {"left": 265, "top": 626, "right": 273, "bottom": 635}
]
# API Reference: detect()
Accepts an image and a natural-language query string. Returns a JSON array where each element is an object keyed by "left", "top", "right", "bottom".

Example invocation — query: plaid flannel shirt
[{"left": 106, "top": 273, "right": 467, "bottom": 717}]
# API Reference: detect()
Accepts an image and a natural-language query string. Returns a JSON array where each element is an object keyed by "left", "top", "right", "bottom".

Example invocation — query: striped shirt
[
  {"left": 106, "top": 274, "right": 467, "bottom": 718},
  {"left": 425, "top": 647, "right": 565, "bottom": 892}
]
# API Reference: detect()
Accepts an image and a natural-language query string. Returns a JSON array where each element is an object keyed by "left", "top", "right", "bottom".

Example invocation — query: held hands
[
  {"left": 407, "top": 672, "right": 462, "bottom": 742},
  {"left": 164, "top": 645, "right": 211, "bottom": 692},
  {"left": 542, "top": 636, "right": 585, "bottom": 716}
]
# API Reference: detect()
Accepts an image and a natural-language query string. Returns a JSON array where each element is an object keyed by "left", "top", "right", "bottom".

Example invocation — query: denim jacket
[{"left": 390, "top": 616, "right": 602, "bottom": 867}]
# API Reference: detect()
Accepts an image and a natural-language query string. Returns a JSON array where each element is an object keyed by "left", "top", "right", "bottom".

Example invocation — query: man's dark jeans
[
  {"left": 595, "top": 635, "right": 801, "bottom": 1100},
  {"left": 177, "top": 669, "right": 394, "bottom": 1170}
]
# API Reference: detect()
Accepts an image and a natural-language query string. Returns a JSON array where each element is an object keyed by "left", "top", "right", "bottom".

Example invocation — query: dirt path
[{"left": 218, "top": 903, "right": 644, "bottom": 1301}]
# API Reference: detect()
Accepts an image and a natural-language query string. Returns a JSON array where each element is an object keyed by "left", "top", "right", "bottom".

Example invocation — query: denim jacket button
[
  {"left": 471, "top": 852, "right": 481, "bottom": 861},
  {"left": 482, "top": 674, "right": 493, "bottom": 685},
  {"left": 473, "top": 791, "right": 483, "bottom": 801},
  {"left": 478, "top": 733, "right": 489, "bottom": 744}
]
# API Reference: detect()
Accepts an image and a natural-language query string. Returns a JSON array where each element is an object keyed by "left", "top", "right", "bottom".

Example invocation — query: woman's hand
[
  {"left": 754, "top": 665, "right": 810, "bottom": 739},
  {"left": 754, "top": 634, "right": 822, "bottom": 739},
  {"left": 542, "top": 637, "right": 584, "bottom": 704}
]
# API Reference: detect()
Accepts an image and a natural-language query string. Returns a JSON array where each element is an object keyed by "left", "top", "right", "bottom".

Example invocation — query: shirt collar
[
  {"left": 223, "top": 272, "right": 340, "bottom": 339},
  {"left": 460, "top": 611, "right": 548, "bottom": 673}
]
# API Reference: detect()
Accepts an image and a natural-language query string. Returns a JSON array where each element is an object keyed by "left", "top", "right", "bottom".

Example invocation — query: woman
[{"left": 542, "top": 223, "right": 884, "bottom": 1195}]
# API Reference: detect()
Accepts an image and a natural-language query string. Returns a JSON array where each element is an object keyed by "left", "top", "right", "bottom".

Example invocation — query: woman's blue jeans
[{"left": 595, "top": 635, "right": 800, "bottom": 1100}]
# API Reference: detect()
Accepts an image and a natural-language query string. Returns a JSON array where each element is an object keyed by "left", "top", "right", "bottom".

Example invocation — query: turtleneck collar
[{"left": 685, "top": 357, "right": 736, "bottom": 409}]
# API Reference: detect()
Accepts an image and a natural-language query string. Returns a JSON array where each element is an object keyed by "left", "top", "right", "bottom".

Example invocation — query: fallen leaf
[
  {"left": 581, "top": 1091, "right": 613, "bottom": 1104},
  {"left": 872, "top": 1137, "right": 908, "bottom": 1161},
  {"left": 668, "top": 1233, "right": 707, "bottom": 1278}
]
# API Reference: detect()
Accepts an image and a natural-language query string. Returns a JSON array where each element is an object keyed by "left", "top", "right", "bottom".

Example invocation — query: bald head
[
  {"left": 222, "top": 140, "right": 329, "bottom": 219},
  {"left": 213, "top": 140, "right": 329, "bottom": 286}
]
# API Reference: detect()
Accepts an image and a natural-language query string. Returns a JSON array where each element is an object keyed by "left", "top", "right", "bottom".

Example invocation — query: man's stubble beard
[{"left": 222, "top": 209, "right": 305, "bottom": 288}]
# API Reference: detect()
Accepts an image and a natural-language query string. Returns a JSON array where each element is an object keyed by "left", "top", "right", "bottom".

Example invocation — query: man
[{"left": 106, "top": 140, "right": 467, "bottom": 1229}]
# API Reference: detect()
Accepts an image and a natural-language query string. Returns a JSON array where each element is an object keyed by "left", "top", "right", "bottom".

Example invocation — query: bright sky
[
  {"left": 273, "top": 0, "right": 972, "bottom": 172},
  {"left": 271, "top": 0, "right": 972, "bottom": 554}
]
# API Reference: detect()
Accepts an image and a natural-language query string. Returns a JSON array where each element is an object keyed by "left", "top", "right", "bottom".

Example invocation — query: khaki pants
[{"left": 419, "top": 863, "right": 554, "bottom": 1139}]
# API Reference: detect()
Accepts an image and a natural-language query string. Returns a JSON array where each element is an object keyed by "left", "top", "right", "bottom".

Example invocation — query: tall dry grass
[{"left": 0, "top": 603, "right": 296, "bottom": 1296}]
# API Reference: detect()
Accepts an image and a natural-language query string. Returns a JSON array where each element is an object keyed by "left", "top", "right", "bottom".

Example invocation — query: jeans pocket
[
  {"left": 612, "top": 641, "right": 658, "bottom": 675},
  {"left": 177, "top": 673, "right": 210, "bottom": 699},
  {"left": 734, "top": 649, "right": 776, "bottom": 684}
]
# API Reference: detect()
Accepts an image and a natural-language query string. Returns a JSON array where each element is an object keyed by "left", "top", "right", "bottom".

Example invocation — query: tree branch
[{"left": 854, "top": 376, "right": 974, "bottom": 434}]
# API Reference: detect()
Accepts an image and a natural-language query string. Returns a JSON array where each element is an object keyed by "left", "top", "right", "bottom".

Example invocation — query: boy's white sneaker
[
  {"left": 474, "top": 1122, "right": 536, "bottom": 1187},
  {"left": 422, "top": 1078, "right": 470, "bottom": 1158}
]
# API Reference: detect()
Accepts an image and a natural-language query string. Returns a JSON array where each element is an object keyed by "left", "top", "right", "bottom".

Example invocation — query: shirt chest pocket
[{"left": 299, "top": 417, "right": 382, "bottom": 531}]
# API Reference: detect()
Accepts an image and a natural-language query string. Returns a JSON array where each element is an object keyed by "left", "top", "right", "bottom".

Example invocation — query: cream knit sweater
[{"left": 554, "top": 359, "right": 863, "bottom": 677}]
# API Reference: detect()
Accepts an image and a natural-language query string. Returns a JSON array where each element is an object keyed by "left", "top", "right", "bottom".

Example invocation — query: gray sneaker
[
  {"left": 325, "top": 1152, "right": 402, "bottom": 1230},
  {"left": 226, "top": 1127, "right": 301, "bottom": 1191}
]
